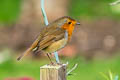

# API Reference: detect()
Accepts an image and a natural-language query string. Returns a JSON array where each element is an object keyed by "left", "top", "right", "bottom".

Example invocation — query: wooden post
[{"left": 40, "top": 64, "right": 67, "bottom": 80}]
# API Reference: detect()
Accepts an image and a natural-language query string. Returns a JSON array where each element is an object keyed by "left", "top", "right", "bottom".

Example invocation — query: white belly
[{"left": 44, "top": 38, "right": 67, "bottom": 53}]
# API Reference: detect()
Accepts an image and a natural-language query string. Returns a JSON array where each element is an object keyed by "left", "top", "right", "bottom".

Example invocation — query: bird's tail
[
  {"left": 17, "top": 47, "right": 33, "bottom": 61},
  {"left": 17, "top": 36, "right": 40, "bottom": 61}
]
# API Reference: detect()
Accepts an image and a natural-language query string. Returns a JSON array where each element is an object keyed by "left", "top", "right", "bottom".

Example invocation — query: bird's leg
[{"left": 46, "top": 53, "right": 54, "bottom": 65}]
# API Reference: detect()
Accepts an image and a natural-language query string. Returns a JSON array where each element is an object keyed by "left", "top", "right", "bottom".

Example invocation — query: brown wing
[
  {"left": 17, "top": 25, "right": 65, "bottom": 61},
  {"left": 38, "top": 27, "right": 65, "bottom": 50}
]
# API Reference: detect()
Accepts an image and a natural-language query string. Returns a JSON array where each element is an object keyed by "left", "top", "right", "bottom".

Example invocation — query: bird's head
[
  {"left": 54, "top": 16, "right": 80, "bottom": 29},
  {"left": 53, "top": 16, "right": 80, "bottom": 40}
]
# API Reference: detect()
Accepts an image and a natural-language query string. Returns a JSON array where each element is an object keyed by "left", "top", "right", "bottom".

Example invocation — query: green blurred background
[{"left": 0, "top": 0, "right": 120, "bottom": 80}]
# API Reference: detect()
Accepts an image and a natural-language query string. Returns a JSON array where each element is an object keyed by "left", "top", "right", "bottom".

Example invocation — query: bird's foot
[
  {"left": 56, "top": 62, "right": 63, "bottom": 65},
  {"left": 49, "top": 62, "right": 63, "bottom": 66}
]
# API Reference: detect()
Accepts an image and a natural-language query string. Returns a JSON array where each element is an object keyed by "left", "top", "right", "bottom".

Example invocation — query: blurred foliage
[
  {"left": 68, "top": 0, "right": 120, "bottom": 19},
  {"left": 0, "top": 55, "right": 120, "bottom": 80},
  {"left": 0, "top": 0, "right": 21, "bottom": 23},
  {"left": 0, "top": 0, "right": 120, "bottom": 24}
]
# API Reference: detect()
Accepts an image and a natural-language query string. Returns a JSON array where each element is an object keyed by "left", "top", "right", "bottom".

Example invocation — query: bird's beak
[{"left": 76, "top": 22, "right": 80, "bottom": 25}]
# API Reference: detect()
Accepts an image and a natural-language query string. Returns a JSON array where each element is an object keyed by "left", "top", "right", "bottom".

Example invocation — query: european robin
[{"left": 17, "top": 16, "right": 80, "bottom": 63}]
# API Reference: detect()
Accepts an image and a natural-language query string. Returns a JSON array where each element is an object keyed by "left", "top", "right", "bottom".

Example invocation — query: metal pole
[{"left": 41, "top": 0, "right": 60, "bottom": 63}]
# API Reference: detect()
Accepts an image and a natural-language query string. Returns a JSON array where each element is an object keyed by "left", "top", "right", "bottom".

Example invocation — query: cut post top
[{"left": 40, "top": 64, "right": 67, "bottom": 69}]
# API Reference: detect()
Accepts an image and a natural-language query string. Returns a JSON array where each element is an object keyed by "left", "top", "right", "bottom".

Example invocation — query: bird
[{"left": 17, "top": 16, "right": 80, "bottom": 64}]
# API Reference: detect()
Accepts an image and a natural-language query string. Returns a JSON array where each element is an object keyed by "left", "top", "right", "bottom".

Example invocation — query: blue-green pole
[{"left": 41, "top": 0, "right": 60, "bottom": 63}]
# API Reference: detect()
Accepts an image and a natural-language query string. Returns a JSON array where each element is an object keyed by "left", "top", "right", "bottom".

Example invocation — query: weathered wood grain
[{"left": 40, "top": 64, "right": 67, "bottom": 80}]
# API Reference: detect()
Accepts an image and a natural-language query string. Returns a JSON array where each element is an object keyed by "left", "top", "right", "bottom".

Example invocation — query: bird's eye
[{"left": 68, "top": 22, "right": 72, "bottom": 24}]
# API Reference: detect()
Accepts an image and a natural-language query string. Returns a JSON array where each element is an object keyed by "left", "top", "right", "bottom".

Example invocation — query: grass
[
  {"left": 0, "top": 55, "right": 120, "bottom": 80},
  {"left": 100, "top": 70, "right": 119, "bottom": 80},
  {"left": 65, "top": 57, "right": 120, "bottom": 80}
]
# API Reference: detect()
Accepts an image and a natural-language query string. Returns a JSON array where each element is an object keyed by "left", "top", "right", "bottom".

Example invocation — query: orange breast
[{"left": 62, "top": 24, "right": 75, "bottom": 40}]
